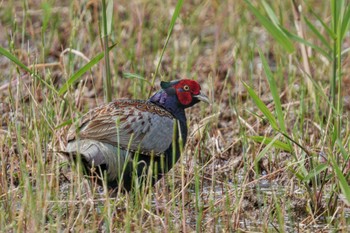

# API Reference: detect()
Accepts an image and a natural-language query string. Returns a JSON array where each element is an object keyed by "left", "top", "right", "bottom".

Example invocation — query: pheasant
[{"left": 65, "top": 79, "right": 209, "bottom": 191}]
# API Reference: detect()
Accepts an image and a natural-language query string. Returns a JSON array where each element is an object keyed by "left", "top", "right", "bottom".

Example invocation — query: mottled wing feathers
[{"left": 67, "top": 100, "right": 174, "bottom": 156}]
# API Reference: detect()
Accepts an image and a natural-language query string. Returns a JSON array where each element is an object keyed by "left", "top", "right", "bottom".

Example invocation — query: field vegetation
[{"left": 1, "top": 0, "right": 350, "bottom": 232}]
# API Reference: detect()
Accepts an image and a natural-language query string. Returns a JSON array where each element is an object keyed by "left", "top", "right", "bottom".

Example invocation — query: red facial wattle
[
  {"left": 176, "top": 91, "right": 192, "bottom": 105},
  {"left": 173, "top": 80, "right": 201, "bottom": 106}
]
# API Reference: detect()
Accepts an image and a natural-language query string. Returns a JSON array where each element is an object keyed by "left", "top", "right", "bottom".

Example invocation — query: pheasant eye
[{"left": 183, "top": 85, "right": 190, "bottom": 91}]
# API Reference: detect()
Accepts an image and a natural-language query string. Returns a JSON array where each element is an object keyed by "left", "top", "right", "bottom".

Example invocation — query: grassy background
[{"left": 1, "top": 0, "right": 350, "bottom": 232}]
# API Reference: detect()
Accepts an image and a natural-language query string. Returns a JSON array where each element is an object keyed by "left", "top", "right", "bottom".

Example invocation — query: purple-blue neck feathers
[
  {"left": 149, "top": 89, "right": 188, "bottom": 142},
  {"left": 149, "top": 89, "right": 186, "bottom": 122}
]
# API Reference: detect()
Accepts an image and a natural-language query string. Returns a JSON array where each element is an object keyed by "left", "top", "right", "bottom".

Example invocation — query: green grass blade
[
  {"left": 261, "top": 0, "right": 279, "bottom": 26},
  {"left": 302, "top": 164, "right": 328, "bottom": 182},
  {"left": 242, "top": 81, "right": 278, "bottom": 130},
  {"left": 244, "top": 0, "right": 295, "bottom": 53},
  {"left": 336, "top": 139, "right": 350, "bottom": 162},
  {"left": 55, "top": 119, "right": 73, "bottom": 129},
  {"left": 273, "top": 194, "right": 285, "bottom": 232},
  {"left": 0, "top": 46, "right": 58, "bottom": 95},
  {"left": 299, "top": 70, "right": 334, "bottom": 110},
  {"left": 101, "top": 0, "right": 113, "bottom": 102},
  {"left": 258, "top": 49, "right": 286, "bottom": 134},
  {"left": 123, "top": 72, "right": 151, "bottom": 84},
  {"left": 331, "top": 0, "right": 344, "bottom": 31},
  {"left": 330, "top": 156, "right": 350, "bottom": 205},
  {"left": 309, "top": 6, "right": 336, "bottom": 39},
  {"left": 289, "top": 167, "right": 306, "bottom": 181},
  {"left": 250, "top": 136, "right": 291, "bottom": 152},
  {"left": 41, "top": 2, "right": 52, "bottom": 33},
  {"left": 106, "top": 0, "right": 114, "bottom": 35},
  {"left": 282, "top": 29, "right": 331, "bottom": 60},
  {"left": 58, "top": 43, "right": 117, "bottom": 96},
  {"left": 0, "top": 46, "right": 32, "bottom": 73},
  {"left": 58, "top": 51, "right": 104, "bottom": 95},
  {"left": 253, "top": 135, "right": 279, "bottom": 164},
  {"left": 151, "top": 0, "right": 184, "bottom": 88},
  {"left": 340, "top": 4, "right": 350, "bottom": 40},
  {"left": 303, "top": 16, "right": 332, "bottom": 51}
]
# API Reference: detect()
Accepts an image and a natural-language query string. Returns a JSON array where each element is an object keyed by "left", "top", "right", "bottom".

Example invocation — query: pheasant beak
[{"left": 194, "top": 91, "right": 210, "bottom": 104}]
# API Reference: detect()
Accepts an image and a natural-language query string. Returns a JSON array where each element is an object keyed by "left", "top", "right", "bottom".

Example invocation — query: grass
[{"left": 1, "top": 0, "right": 350, "bottom": 232}]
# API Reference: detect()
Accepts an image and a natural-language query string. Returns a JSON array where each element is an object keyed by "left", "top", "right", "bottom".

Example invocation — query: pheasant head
[{"left": 149, "top": 79, "right": 209, "bottom": 117}]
